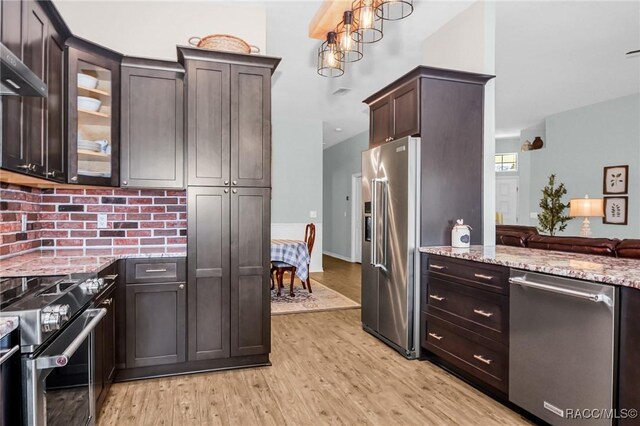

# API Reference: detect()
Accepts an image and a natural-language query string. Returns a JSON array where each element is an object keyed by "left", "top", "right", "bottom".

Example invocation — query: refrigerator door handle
[
  {"left": 371, "top": 178, "right": 387, "bottom": 271},
  {"left": 370, "top": 178, "right": 377, "bottom": 267}
]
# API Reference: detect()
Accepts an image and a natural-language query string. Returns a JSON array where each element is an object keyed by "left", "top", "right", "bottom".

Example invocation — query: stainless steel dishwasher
[{"left": 509, "top": 270, "right": 617, "bottom": 426}]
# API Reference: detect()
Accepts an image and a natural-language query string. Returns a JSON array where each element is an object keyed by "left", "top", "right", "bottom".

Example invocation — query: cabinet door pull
[
  {"left": 429, "top": 294, "right": 445, "bottom": 302},
  {"left": 473, "top": 309, "right": 493, "bottom": 318},
  {"left": 45, "top": 171, "right": 57, "bottom": 178},
  {"left": 179, "top": 284, "right": 185, "bottom": 290},
  {"left": 428, "top": 332, "right": 443, "bottom": 341},
  {"left": 473, "top": 354, "right": 492, "bottom": 365},
  {"left": 224, "top": 180, "right": 229, "bottom": 185},
  {"left": 145, "top": 268, "right": 167, "bottom": 273},
  {"left": 101, "top": 298, "right": 113, "bottom": 306},
  {"left": 103, "top": 274, "right": 119, "bottom": 281},
  {"left": 71, "top": 176, "right": 78, "bottom": 182},
  {"left": 430, "top": 264, "right": 446, "bottom": 270},
  {"left": 17, "top": 164, "right": 31, "bottom": 170},
  {"left": 474, "top": 273, "right": 494, "bottom": 281}
]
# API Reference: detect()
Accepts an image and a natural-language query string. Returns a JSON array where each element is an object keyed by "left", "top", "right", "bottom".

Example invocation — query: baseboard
[{"left": 323, "top": 250, "right": 353, "bottom": 263}]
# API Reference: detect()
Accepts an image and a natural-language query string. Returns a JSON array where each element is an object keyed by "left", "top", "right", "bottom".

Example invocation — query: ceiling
[
  {"left": 266, "top": 0, "right": 475, "bottom": 148},
  {"left": 267, "top": 1, "right": 640, "bottom": 148},
  {"left": 495, "top": 1, "right": 640, "bottom": 137}
]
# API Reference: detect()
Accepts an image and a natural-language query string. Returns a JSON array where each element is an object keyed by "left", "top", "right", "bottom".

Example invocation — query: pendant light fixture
[
  {"left": 352, "top": 0, "right": 383, "bottom": 44},
  {"left": 336, "top": 11, "right": 363, "bottom": 63},
  {"left": 317, "top": 31, "right": 344, "bottom": 78},
  {"left": 376, "top": 0, "right": 413, "bottom": 21}
]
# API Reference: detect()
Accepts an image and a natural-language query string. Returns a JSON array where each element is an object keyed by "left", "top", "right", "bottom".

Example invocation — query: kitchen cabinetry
[
  {"left": 66, "top": 36, "right": 121, "bottom": 187},
  {"left": 421, "top": 254, "right": 509, "bottom": 395},
  {"left": 120, "top": 57, "right": 184, "bottom": 188},
  {"left": 1, "top": 0, "right": 67, "bottom": 182},
  {"left": 364, "top": 67, "right": 494, "bottom": 246},
  {"left": 368, "top": 80, "right": 419, "bottom": 147},
  {"left": 124, "top": 258, "right": 187, "bottom": 368},
  {"left": 187, "top": 186, "right": 271, "bottom": 360},
  {"left": 178, "top": 47, "right": 279, "bottom": 188}
]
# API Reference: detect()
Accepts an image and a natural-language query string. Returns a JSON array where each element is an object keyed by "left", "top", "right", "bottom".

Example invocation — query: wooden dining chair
[{"left": 270, "top": 223, "right": 316, "bottom": 297}]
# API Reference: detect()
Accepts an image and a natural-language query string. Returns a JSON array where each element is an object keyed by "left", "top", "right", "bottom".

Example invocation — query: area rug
[{"left": 271, "top": 279, "right": 360, "bottom": 315}]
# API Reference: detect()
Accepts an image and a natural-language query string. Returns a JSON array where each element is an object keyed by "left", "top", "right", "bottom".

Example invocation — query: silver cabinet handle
[
  {"left": 179, "top": 284, "right": 185, "bottom": 290},
  {"left": 145, "top": 268, "right": 167, "bottom": 273},
  {"left": 17, "top": 163, "right": 31, "bottom": 170},
  {"left": 473, "top": 309, "right": 493, "bottom": 318},
  {"left": 232, "top": 180, "right": 238, "bottom": 185},
  {"left": 474, "top": 273, "right": 494, "bottom": 281},
  {"left": 46, "top": 171, "right": 57, "bottom": 178},
  {"left": 122, "top": 180, "right": 128, "bottom": 186},
  {"left": 36, "top": 308, "right": 106, "bottom": 369},
  {"left": 101, "top": 298, "right": 113, "bottom": 306},
  {"left": 232, "top": 189, "right": 237, "bottom": 194},
  {"left": 224, "top": 189, "right": 229, "bottom": 193},
  {"left": 429, "top": 294, "right": 445, "bottom": 302},
  {"left": 430, "top": 264, "right": 446, "bottom": 270},
  {"left": 71, "top": 176, "right": 78, "bottom": 182},
  {"left": 224, "top": 180, "right": 229, "bottom": 185},
  {"left": 473, "top": 354, "right": 492, "bottom": 365},
  {"left": 0, "top": 345, "right": 20, "bottom": 365},
  {"left": 509, "top": 277, "right": 609, "bottom": 303},
  {"left": 103, "top": 274, "right": 118, "bottom": 281},
  {"left": 428, "top": 332, "right": 443, "bottom": 341}
]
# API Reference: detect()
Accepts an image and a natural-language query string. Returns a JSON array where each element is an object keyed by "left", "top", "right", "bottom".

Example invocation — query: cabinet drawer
[
  {"left": 126, "top": 258, "right": 186, "bottom": 283},
  {"left": 423, "top": 313, "right": 508, "bottom": 393},
  {"left": 428, "top": 255, "right": 508, "bottom": 294},
  {"left": 426, "top": 277, "right": 508, "bottom": 344}
]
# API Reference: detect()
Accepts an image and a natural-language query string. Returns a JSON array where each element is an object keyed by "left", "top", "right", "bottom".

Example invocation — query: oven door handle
[
  {"left": 0, "top": 345, "right": 19, "bottom": 365},
  {"left": 36, "top": 308, "right": 106, "bottom": 369}
]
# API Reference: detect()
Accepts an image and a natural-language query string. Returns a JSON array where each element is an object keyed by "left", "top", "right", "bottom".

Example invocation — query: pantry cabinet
[
  {"left": 120, "top": 57, "right": 184, "bottom": 189},
  {"left": 178, "top": 47, "right": 279, "bottom": 188},
  {"left": 66, "top": 37, "right": 121, "bottom": 187}
]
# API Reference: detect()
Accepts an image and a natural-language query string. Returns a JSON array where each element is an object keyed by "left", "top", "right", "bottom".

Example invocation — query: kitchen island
[{"left": 419, "top": 245, "right": 639, "bottom": 425}]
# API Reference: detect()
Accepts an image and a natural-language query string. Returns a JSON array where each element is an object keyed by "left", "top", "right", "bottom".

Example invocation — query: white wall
[
  {"left": 323, "top": 131, "right": 368, "bottom": 260},
  {"left": 54, "top": 1, "right": 267, "bottom": 60},
  {"left": 271, "top": 117, "right": 324, "bottom": 272},
  {"left": 422, "top": 1, "right": 497, "bottom": 246}
]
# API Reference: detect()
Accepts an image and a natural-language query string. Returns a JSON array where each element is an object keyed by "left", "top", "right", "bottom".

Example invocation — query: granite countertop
[
  {"left": 0, "top": 249, "right": 187, "bottom": 277},
  {"left": 0, "top": 317, "right": 19, "bottom": 340},
  {"left": 419, "top": 245, "right": 640, "bottom": 290}
]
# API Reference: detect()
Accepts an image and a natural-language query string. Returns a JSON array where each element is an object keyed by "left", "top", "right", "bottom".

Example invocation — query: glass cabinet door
[{"left": 67, "top": 41, "right": 120, "bottom": 186}]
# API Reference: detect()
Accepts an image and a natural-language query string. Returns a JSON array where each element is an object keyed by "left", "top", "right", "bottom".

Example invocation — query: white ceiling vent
[{"left": 332, "top": 87, "right": 351, "bottom": 96}]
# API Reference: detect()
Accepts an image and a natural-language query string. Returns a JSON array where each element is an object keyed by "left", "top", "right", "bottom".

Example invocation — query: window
[{"left": 495, "top": 153, "right": 518, "bottom": 172}]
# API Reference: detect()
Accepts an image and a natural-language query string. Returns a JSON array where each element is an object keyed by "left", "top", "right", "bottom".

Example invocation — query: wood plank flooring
[{"left": 98, "top": 255, "right": 531, "bottom": 425}]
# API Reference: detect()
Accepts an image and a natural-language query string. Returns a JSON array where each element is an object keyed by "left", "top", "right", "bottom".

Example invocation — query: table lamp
[{"left": 569, "top": 195, "right": 604, "bottom": 237}]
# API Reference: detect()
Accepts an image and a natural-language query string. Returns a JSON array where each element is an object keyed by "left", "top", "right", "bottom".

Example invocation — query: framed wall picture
[
  {"left": 603, "top": 165, "right": 629, "bottom": 194},
  {"left": 603, "top": 196, "right": 628, "bottom": 225}
]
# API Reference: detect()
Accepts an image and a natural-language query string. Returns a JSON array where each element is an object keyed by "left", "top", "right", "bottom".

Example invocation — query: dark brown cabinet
[
  {"left": 66, "top": 37, "right": 121, "bottom": 187},
  {"left": 1, "top": 0, "right": 66, "bottom": 181},
  {"left": 421, "top": 254, "right": 509, "bottom": 395},
  {"left": 365, "top": 67, "right": 494, "bottom": 246},
  {"left": 120, "top": 58, "right": 184, "bottom": 188},
  {"left": 187, "top": 187, "right": 230, "bottom": 361},
  {"left": 187, "top": 186, "right": 271, "bottom": 360},
  {"left": 618, "top": 287, "right": 640, "bottom": 424},
  {"left": 125, "top": 281, "right": 186, "bottom": 368},
  {"left": 367, "top": 80, "right": 420, "bottom": 147},
  {"left": 178, "top": 47, "right": 279, "bottom": 188}
]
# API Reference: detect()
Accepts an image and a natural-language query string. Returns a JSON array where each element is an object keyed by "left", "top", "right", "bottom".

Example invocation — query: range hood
[{"left": 1, "top": 42, "right": 47, "bottom": 97}]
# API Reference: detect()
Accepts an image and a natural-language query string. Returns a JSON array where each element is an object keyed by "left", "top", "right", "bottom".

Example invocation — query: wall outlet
[
  {"left": 97, "top": 213, "right": 108, "bottom": 229},
  {"left": 310, "top": 210, "right": 317, "bottom": 219},
  {"left": 530, "top": 212, "right": 538, "bottom": 219},
  {"left": 21, "top": 214, "right": 27, "bottom": 232}
]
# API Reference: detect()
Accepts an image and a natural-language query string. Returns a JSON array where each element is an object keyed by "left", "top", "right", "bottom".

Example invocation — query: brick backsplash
[{"left": 0, "top": 183, "right": 186, "bottom": 258}]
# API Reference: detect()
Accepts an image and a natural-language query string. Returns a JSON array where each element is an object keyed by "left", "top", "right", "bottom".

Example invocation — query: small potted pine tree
[{"left": 537, "top": 174, "right": 571, "bottom": 236}]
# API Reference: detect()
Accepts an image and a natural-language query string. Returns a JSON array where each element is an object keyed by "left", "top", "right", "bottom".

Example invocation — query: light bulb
[
  {"left": 340, "top": 26, "right": 353, "bottom": 51},
  {"left": 361, "top": 6, "right": 374, "bottom": 29}
]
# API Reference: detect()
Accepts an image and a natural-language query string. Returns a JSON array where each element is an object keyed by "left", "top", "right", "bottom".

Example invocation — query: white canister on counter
[{"left": 451, "top": 219, "right": 472, "bottom": 248}]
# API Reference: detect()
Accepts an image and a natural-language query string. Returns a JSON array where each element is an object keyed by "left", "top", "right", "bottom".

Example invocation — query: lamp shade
[{"left": 569, "top": 197, "right": 604, "bottom": 218}]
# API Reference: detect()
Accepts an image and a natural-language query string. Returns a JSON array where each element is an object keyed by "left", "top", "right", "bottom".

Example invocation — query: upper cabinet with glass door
[{"left": 66, "top": 37, "right": 121, "bottom": 186}]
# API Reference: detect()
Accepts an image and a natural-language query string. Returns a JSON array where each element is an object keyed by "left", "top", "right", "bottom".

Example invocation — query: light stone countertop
[
  {"left": 419, "top": 245, "right": 640, "bottom": 290},
  {"left": 0, "top": 317, "right": 19, "bottom": 340}
]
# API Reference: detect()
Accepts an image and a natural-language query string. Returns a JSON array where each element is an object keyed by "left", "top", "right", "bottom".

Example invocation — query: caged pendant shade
[
  {"left": 317, "top": 31, "right": 344, "bottom": 77},
  {"left": 376, "top": 0, "right": 413, "bottom": 21},
  {"left": 336, "top": 11, "right": 363, "bottom": 63},
  {"left": 352, "top": 0, "right": 383, "bottom": 44}
]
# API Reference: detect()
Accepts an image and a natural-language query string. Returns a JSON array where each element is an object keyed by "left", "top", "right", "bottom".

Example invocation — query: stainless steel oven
[{"left": 24, "top": 308, "right": 106, "bottom": 426}]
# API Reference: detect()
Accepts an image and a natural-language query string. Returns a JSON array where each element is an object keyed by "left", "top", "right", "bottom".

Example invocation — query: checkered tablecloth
[{"left": 271, "top": 239, "right": 311, "bottom": 281}]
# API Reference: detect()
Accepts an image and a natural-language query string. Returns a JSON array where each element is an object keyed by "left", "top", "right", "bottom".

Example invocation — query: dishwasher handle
[{"left": 509, "top": 276, "right": 609, "bottom": 304}]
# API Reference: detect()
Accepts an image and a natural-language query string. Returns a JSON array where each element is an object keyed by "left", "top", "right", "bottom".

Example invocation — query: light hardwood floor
[
  {"left": 310, "top": 255, "right": 362, "bottom": 303},
  {"left": 98, "top": 255, "right": 531, "bottom": 425}
]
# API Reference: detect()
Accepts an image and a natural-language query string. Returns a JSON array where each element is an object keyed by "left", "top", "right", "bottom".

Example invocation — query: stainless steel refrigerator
[{"left": 361, "top": 136, "right": 420, "bottom": 358}]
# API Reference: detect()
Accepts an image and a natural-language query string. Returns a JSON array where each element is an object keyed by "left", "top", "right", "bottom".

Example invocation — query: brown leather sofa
[{"left": 496, "top": 224, "right": 640, "bottom": 259}]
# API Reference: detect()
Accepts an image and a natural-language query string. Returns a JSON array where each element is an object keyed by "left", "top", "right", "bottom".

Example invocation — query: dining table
[{"left": 270, "top": 239, "right": 311, "bottom": 281}]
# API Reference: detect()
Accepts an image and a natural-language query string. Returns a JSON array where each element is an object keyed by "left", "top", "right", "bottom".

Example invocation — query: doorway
[
  {"left": 496, "top": 175, "right": 519, "bottom": 224},
  {"left": 351, "top": 173, "right": 362, "bottom": 263}
]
